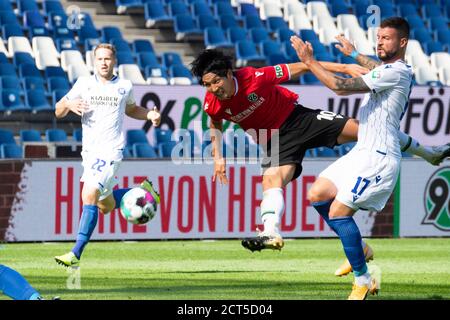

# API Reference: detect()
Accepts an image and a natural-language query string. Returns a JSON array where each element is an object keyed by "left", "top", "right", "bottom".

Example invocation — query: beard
[{"left": 377, "top": 49, "right": 397, "bottom": 61}]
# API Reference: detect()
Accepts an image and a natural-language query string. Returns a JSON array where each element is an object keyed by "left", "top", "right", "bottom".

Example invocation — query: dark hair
[
  {"left": 190, "top": 49, "right": 233, "bottom": 84},
  {"left": 380, "top": 17, "right": 410, "bottom": 39}
]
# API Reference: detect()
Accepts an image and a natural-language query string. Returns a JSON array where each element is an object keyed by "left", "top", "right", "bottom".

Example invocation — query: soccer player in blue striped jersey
[{"left": 292, "top": 17, "right": 422, "bottom": 299}]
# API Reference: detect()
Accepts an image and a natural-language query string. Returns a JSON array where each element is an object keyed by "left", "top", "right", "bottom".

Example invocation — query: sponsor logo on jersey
[
  {"left": 371, "top": 70, "right": 381, "bottom": 79},
  {"left": 255, "top": 71, "right": 264, "bottom": 77},
  {"left": 204, "top": 102, "right": 209, "bottom": 110},
  {"left": 247, "top": 93, "right": 258, "bottom": 102},
  {"left": 274, "top": 65, "right": 283, "bottom": 78},
  {"left": 423, "top": 166, "right": 450, "bottom": 231},
  {"left": 225, "top": 108, "right": 232, "bottom": 115}
]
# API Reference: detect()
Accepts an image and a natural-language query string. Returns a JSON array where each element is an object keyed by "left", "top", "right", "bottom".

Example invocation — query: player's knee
[{"left": 307, "top": 185, "right": 329, "bottom": 203}]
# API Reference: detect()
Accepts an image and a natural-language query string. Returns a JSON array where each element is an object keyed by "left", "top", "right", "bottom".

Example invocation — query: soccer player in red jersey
[{"left": 190, "top": 49, "right": 450, "bottom": 252}]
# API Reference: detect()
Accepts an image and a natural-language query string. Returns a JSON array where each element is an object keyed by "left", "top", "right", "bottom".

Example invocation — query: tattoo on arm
[
  {"left": 356, "top": 54, "right": 381, "bottom": 70},
  {"left": 334, "top": 75, "right": 370, "bottom": 93}
]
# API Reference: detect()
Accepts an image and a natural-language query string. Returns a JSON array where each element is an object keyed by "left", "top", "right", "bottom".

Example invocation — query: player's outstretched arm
[
  {"left": 125, "top": 104, "right": 161, "bottom": 126},
  {"left": 335, "top": 34, "right": 381, "bottom": 70},
  {"left": 210, "top": 119, "right": 228, "bottom": 185},
  {"left": 287, "top": 61, "right": 368, "bottom": 79},
  {"left": 55, "top": 98, "right": 88, "bottom": 118}
]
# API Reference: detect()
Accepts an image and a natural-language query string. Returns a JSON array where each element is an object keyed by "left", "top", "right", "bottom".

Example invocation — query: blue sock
[
  {"left": 113, "top": 188, "right": 131, "bottom": 209},
  {"left": 0, "top": 264, "right": 41, "bottom": 300},
  {"left": 328, "top": 217, "right": 368, "bottom": 276},
  {"left": 312, "top": 200, "right": 332, "bottom": 225},
  {"left": 72, "top": 204, "right": 98, "bottom": 259}
]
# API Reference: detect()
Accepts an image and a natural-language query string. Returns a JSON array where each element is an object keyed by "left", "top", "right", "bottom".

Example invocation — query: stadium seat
[
  {"left": 22, "top": 77, "right": 46, "bottom": 92},
  {"left": 145, "top": 65, "right": 169, "bottom": 85},
  {"left": 48, "top": 76, "right": 70, "bottom": 93},
  {"left": 45, "top": 66, "right": 67, "bottom": 79},
  {"left": 338, "top": 142, "right": 356, "bottom": 156},
  {"left": 235, "top": 40, "right": 265, "bottom": 67},
  {"left": 239, "top": 3, "right": 259, "bottom": 17},
  {"left": 26, "top": 89, "right": 52, "bottom": 112},
  {"left": 301, "top": 73, "right": 321, "bottom": 85},
  {"left": 267, "top": 53, "right": 290, "bottom": 65},
  {"left": 154, "top": 128, "right": 173, "bottom": 144},
  {"left": 243, "top": 14, "right": 264, "bottom": 30},
  {"left": 23, "top": 10, "right": 46, "bottom": 30},
  {"left": 260, "top": 2, "right": 283, "bottom": 20},
  {"left": 144, "top": 1, "right": 172, "bottom": 28},
  {"left": 204, "top": 27, "right": 233, "bottom": 49},
  {"left": 0, "top": 143, "right": 23, "bottom": 159},
  {"left": 132, "top": 39, "right": 155, "bottom": 54},
  {"left": 411, "top": 29, "right": 433, "bottom": 44},
  {"left": 219, "top": 14, "right": 239, "bottom": 31},
  {"left": 45, "top": 128, "right": 68, "bottom": 142},
  {"left": 315, "top": 147, "right": 338, "bottom": 157},
  {"left": 424, "top": 41, "right": 444, "bottom": 55},
  {"left": 168, "top": 1, "right": 190, "bottom": 17},
  {"left": 227, "top": 26, "right": 247, "bottom": 44},
  {"left": 214, "top": 2, "right": 235, "bottom": 17},
  {"left": 101, "top": 26, "right": 124, "bottom": 42},
  {"left": 20, "top": 129, "right": 42, "bottom": 142},
  {"left": 17, "top": 0, "right": 39, "bottom": 17},
  {"left": 55, "top": 39, "right": 78, "bottom": 53},
  {"left": 0, "top": 0, "right": 14, "bottom": 12},
  {"left": 421, "top": 3, "right": 444, "bottom": 19},
  {"left": 428, "top": 17, "right": 448, "bottom": 32},
  {"left": 13, "top": 52, "right": 34, "bottom": 68},
  {"left": 261, "top": 39, "right": 282, "bottom": 58},
  {"left": 191, "top": 1, "right": 213, "bottom": 16},
  {"left": 126, "top": 129, "right": 149, "bottom": 146},
  {"left": 117, "top": 52, "right": 135, "bottom": 65},
  {"left": 2, "top": 24, "right": 25, "bottom": 40},
  {"left": 173, "top": 14, "right": 203, "bottom": 41},
  {"left": 250, "top": 27, "right": 270, "bottom": 45},
  {"left": 415, "top": 66, "right": 440, "bottom": 85},
  {"left": 398, "top": 4, "right": 418, "bottom": 17},
  {"left": 266, "top": 17, "right": 288, "bottom": 33},
  {"left": 73, "top": 128, "right": 82, "bottom": 142},
  {"left": 438, "top": 67, "right": 450, "bottom": 86},
  {"left": 52, "top": 89, "right": 68, "bottom": 106},
  {"left": 430, "top": 53, "right": 450, "bottom": 74},
  {"left": 197, "top": 14, "right": 218, "bottom": 30},
  {"left": 43, "top": 1, "right": 65, "bottom": 16},
  {"left": 158, "top": 141, "right": 178, "bottom": 158},
  {"left": 60, "top": 50, "right": 87, "bottom": 72},
  {"left": 1, "top": 89, "right": 28, "bottom": 112},
  {"left": 169, "top": 64, "right": 193, "bottom": 85},
  {"left": 0, "top": 128, "right": 16, "bottom": 145},
  {"left": 0, "top": 76, "right": 22, "bottom": 94},
  {"left": 132, "top": 143, "right": 158, "bottom": 158},
  {"left": 0, "top": 63, "right": 17, "bottom": 77},
  {"left": 116, "top": 0, "right": 144, "bottom": 15},
  {"left": 162, "top": 52, "right": 184, "bottom": 69},
  {"left": 8, "top": 37, "right": 33, "bottom": 58}
]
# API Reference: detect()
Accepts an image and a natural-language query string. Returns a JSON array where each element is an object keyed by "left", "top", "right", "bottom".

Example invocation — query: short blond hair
[{"left": 94, "top": 43, "right": 116, "bottom": 58}]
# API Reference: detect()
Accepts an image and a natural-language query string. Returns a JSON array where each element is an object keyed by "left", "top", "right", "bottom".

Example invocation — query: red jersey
[{"left": 203, "top": 64, "right": 298, "bottom": 141}]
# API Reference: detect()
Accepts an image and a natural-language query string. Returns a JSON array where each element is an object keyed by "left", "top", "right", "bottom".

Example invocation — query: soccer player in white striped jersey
[
  {"left": 291, "top": 17, "right": 420, "bottom": 299},
  {"left": 54, "top": 44, "right": 161, "bottom": 267}
]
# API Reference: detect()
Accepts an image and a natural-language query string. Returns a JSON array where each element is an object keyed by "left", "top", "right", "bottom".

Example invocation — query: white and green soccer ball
[{"left": 119, "top": 187, "right": 157, "bottom": 224}]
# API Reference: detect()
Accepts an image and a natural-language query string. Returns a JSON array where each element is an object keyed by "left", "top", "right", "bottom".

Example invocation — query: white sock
[
  {"left": 260, "top": 187, "right": 284, "bottom": 234},
  {"left": 398, "top": 131, "right": 434, "bottom": 161},
  {"left": 355, "top": 271, "right": 371, "bottom": 287}
]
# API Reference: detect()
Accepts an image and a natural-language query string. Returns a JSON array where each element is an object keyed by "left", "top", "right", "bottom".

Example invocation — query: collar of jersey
[
  {"left": 94, "top": 74, "right": 118, "bottom": 83},
  {"left": 233, "top": 76, "right": 238, "bottom": 96}
]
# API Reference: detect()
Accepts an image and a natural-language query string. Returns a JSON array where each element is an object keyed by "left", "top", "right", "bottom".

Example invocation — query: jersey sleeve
[
  {"left": 254, "top": 64, "right": 291, "bottom": 85},
  {"left": 126, "top": 86, "right": 136, "bottom": 105},
  {"left": 65, "top": 77, "right": 84, "bottom": 100},
  {"left": 361, "top": 65, "right": 401, "bottom": 93},
  {"left": 203, "top": 94, "right": 221, "bottom": 122}
]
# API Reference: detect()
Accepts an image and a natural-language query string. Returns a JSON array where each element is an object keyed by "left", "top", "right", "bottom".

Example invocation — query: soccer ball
[{"left": 119, "top": 187, "right": 157, "bottom": 224}]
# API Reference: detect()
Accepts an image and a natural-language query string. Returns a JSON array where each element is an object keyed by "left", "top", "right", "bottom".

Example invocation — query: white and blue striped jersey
[
  {"left": 358, "top": 60, "right": 413, "bottom": 158},
  {"left": 65, "top": 74, "right": 135, "bottom": 161}
]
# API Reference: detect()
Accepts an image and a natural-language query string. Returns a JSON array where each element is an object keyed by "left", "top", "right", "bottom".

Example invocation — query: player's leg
[
  {"left": 241, "top": 164, "right": 296, "bottom": 252},
  {"left": 0, "top": 264, "right": 42, "bottom": 300},
  {"left": 308, "top": 178, "right": 373, "bottom": 276}
]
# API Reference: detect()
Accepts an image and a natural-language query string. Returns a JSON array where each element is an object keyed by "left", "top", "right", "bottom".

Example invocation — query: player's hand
[
  {"left": 290, "top": 36, "right": 314, "bottom": 64},
  {"left": 147, "top": 107, "right": 161, "bottom": 127},
  {"left": 213, "top": 157, "right": 228, "bottom": 185},
  {"left": 344, "top": 64, "right": 369, "bottom": 77},
  {"left": 67, "top": 99, "right": 89, "bottom": 116},
  {"left": 335, "top": 34, "right": 356, "bottom": 56}
]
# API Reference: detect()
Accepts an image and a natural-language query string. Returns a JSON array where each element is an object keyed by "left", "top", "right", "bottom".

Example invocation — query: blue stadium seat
[
  {"left": 422, "top": 3, "right": 444, "bottom": 19},
  {"left": 0, "top": 0, "right": 14, "bottom": 12},
  {"left": 250, "top": 27, "right": 269, "bottom": 45},
  {"left": 154, "top": 128, "right": 173, "bottom": 144},
  {"left": 0, "top": 11, "right": 20, "bottom": 26},
  {"left": 405, "top": 15, "right": 426, "bottom": 30},
  {"left": 101, "top": 26, "right": 123, "bottom": 42},
  {"left": 411, "top": 28, "right": 433, "bottom": 43},
  {"left": 158, "top": 141, "right": 177, "bottom": 158},
  {"left": 48, "top": 12, "right": 68, "bottom": 30},
  {"left": 424, "top": 41, "right": 444, "bottom": 55},
  {"left": 52, "top": 26, "right": 75, "bottom": 40},
  {"left": 111, "top": 38, "right": 133, "bottom": 54},
  {"left": 196, "top": 14, "right": 217, "bottom": 30},
  {"left": 116, "top": 52, "right": 135, "bottom": 65},
  {"left": 0, "top": 128, "right": 16, "bottom": 145},
  {"left": 77, "top": 26, "right": 99, "bottom": 46},
  {"left": 132, "top": 39, "right": 154, "bottom": 54},
  {"left": 227, "top": 26, "right": 247, "bottom": 44},
  {"left": 56, "top": 38, "right": 78, "bottom": 52},
  {"left": 133, "top": 142, "right": 158, "bottom": 158},
  {"left": 116, "top": 0, "right": 144, "bottom": 13},
  {"left": 428, "top": 17, "right": 448, "bottom": 32},
  {"left": 173, "top": 14, "right": 203, "bottom": 40},
  {"left": 23, "top": 10, "right": 45, "bottom": 29},
  {"left": 168, "top": 1, "right": 189, "bottom": 16},
  {"left": 191, "top": 1, "right": 213, "bottom": 16},
  {"left": 338, "top": 142, "right": 356, "bottom": 156},
  {"left": 299, "top": 29, "right": 320, "bottom": 43},
  {"left": 0, "top": 144, "right": 23, "bottom": 159},
  {"left": 266, "top": 17, "right": 288, "bottom": 33},
  {"left": 19, "top": 63, "right": 42, "bottom": 79},
  {"left": 315, "top": 53, "right": 336, "bottom": 62},
  {"left": 261, "top": 39, "right": 282, "bottom": 58},
  {"left": 0, "top": 63, "right": 17, "bottom": 77},
  {"left": 144, "top": 1, "right": 171, "bottom": 28},
  {"left": 73, "top": 128, "right": 82, "bottom": 142},
  {"left": 52, "top": 89, "right": 68, "bottom": 106},
  {"left": 84, "top": 38, "right": 101, "bottom": 51},
  {"left": 2, "top": 24, "right": 24, "bottom": 39},
  {"left": 144, "top": 65, "right": 168, "bottom": 81},
  {"left": 1, "top": 89, "right": 28, "bottom": 112},
  {"left": 20, "top": 129, "right": 42, "bottom": 142},
  {"left": 26, "top": 89, "right": 52, "bottom": 112},
  {"left": 126, "top": 129, "right": 149, "bottom": 146},
  {"left": 169, "top": 64, "right": 193, "bottom": 82},
  {"left": 277, "top": 28, "right": 296, "bottom": 43},
  {"left": 329, "top": 1, "right": 350, "bottom": 17},
  {"left": 45, "top": 128, "right": 68, "bottom": 142},
  {"left": 48, "top": 76, "right": 70, "bottom": 93},
  {"left": 436, "top": 30, "right": 450, "bottom": 47},
  {"left": 22, "top": 77, "right": 46, "bottom": 91},
  {"left": 78, "top": 12, "right": 96, "bottom": 29},
  {"left": 266, "top": 53, "right": 289, "bottom": 65},
  {"left": 13, "top": 52, "right": 34, "bottom": 68},
  {"left": 315, "top": 147, "right": 338, "bottom": 157},
  {"left": 219, "top": 14, "right": 239, "bottom": 31},
  {"left": 398, "top": 4, "right": 418, "bottom": 17},
  {"left": 204, "top": 27, "right": 233, "bottom": 49},
  {"left": 282, "top": 40, "right": 297, "bottom": 61},
  {"left": 137, "top": 52, "right": 161, "bottom": 71},
  {"left": 235, "top": 40, "right": 264, "bottom": 65},
  {"left": 0, "top": 76, "right": 22, "bottom": 93},
  {"left": 17, "top": 0, "right": 39, "bottom": 17},
  {"left": 162, "top": 52, "right": 183, "bottom": 68},
  {"left": 45, "top": 66, "right": 67, "bottom": 79},
  {"left": 239, "top": 3, "right": 258, "bottom": 16},
  {"left": 43, "top": 1, "right": 65, "bottom": 16},
  {"left": 214, "top": 2, "right": 235, "bottom": 17},
  {"left": 0, "top": 53, "right": 7, "bottom": 64},
  {"left": 243, "top": 14, "right": 264, "bottom": 30}
]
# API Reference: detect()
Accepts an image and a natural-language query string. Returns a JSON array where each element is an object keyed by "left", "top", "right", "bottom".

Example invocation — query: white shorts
[
  {"left": 80, "top": 152, "right": 122, "bottom": 201},
  {"left": 319, "top": 148, "right": 400, "bottom": 212}
]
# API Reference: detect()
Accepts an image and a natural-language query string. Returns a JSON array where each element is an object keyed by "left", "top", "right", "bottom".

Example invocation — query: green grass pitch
[{"left": 1, "top": 238, "right": 449, "bottom": 300}]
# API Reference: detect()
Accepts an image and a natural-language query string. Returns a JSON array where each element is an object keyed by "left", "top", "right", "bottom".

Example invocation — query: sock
[
  {"left": 327, "top": 217, "right": 367, "bottom": 276},
  {"left": 398, "top": 131, "right": 434, "bottom": 161},
  {"left": 355, "top": 271, "right": 371, "bottom": 287},
  {"left": 72, "top": 204, "right": 99, "bottom": 259},
  {"left": 312, "top": 200, "right": 368, "bottom": 248},
  {"left": 113, "top": 188, "right": 131, "bottom": 209},
  {"left": 0, "top": 264, "right": 41, "bottom": 300},
  {"left": 260, "top": 188, "right": 284, "bottom": 234}
]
